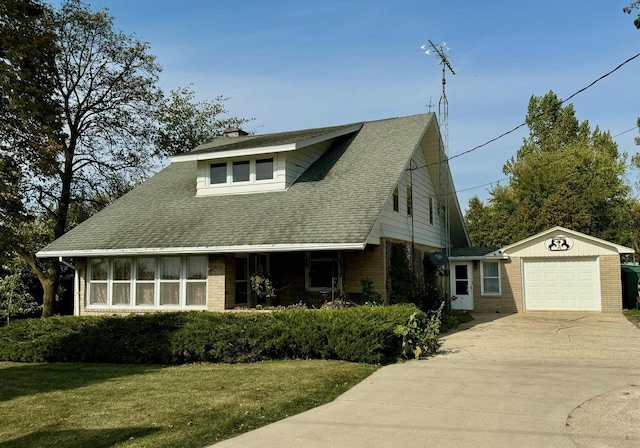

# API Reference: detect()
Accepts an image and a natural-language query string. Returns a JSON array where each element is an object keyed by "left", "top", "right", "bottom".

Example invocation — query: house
[
  {"left": 37, "top": 113, "right": 470, "bottom": 315},
  {"left": 449, "top": 226, "right": 634, "bottom": 313}
]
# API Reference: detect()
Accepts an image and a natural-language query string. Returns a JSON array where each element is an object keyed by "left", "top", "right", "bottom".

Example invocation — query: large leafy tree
[
  {"left": 466, "top": 91, "right": 631, "bottom": 247},
  {"left": 1, "top": 1, "right": 251, "bottom": 317},
  {"left": 1, "top": 0, "right": 162, "bottom": 317},
  {"left": 155, "top": 86, "right": 251, "bottom": 158}
]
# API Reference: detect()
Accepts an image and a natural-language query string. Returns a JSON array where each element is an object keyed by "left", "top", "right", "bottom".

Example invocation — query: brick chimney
[{"left": 224, "top": 127, "right": 249, "bottom": 138}]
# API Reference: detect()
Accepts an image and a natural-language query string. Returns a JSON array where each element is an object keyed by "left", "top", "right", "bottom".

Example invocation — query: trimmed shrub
[{"left": 0, "top": 305, "right": 438, "bottom": 365}]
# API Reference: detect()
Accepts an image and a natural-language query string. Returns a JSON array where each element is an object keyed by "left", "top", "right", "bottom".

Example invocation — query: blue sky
[{"left": 81, "top": 0, "right": 639, "bottom": 209}]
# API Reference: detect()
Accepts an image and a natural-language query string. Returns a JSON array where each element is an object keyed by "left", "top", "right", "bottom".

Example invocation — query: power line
[
  {"left": 612, "top": 125, "right": 639, "bottom": 138},
  {"left": 409, "top": 51, "right": 640, "bottom": 171},
  {"left": 454, "top": 178, "right": 508, "bottom": 194}
]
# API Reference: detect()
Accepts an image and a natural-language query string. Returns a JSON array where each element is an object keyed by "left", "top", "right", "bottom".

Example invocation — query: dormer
[{"left": 170, "top": 123, "right": 363, "bottom": 197}]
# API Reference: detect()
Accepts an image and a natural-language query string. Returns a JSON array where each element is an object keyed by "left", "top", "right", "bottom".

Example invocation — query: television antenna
[{"left": 421, "top": 40, "right": 455, "bottom": 256}]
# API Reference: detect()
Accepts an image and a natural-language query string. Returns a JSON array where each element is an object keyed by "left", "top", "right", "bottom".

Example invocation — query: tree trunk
[
  {"left": 41, "top": 259, "right": 60, "bottom": 317},
  {"left": 42, "top": 278, "right": 56, "bottom": 317}
]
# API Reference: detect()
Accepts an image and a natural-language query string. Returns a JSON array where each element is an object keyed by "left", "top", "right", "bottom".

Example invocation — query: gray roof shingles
[{"left": 40, "top": 113, "right": 435, "bottom": 254}]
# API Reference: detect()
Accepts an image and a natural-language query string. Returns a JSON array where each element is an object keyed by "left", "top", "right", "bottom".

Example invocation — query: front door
[{"left": 451, "top": 262, "right": 473, "bottom": 310}]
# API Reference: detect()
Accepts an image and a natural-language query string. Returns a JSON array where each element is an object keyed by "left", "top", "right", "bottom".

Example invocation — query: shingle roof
[
  {"left": 449, "top": 247, "right": 500, "bottom": 258},
  {"left": 40, "top": 113, "right": 440, "bottom": 255},
  {"left": 188, "top": 123, "right": 360, "bottom": 155}
]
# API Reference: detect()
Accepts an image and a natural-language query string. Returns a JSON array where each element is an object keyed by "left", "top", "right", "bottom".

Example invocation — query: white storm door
[{"left": 451, "top": 262, "right": 473, "bottom": 310}]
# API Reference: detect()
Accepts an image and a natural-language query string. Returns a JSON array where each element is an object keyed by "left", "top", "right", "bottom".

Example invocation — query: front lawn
[{"left": 0, "top": 360, "right": 377, "bottom": 448}]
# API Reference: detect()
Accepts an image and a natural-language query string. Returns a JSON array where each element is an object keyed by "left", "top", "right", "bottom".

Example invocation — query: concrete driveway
[{"left": 211, "top": 313, "right": 640, "bottom": 447}]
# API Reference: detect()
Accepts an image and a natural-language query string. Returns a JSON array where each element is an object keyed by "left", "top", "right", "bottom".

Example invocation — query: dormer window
[
  {"left": 207, "top": 157, "right": 276, "bottom": 188},
  {"left": 232, "top": 161, "right": 250, "bottom": 182},
  {"left": 210, "top": 163, "right": 227, "bottom": 184},
  {"left": 256, "top": 158, "right": 274, "bottom": 180}
]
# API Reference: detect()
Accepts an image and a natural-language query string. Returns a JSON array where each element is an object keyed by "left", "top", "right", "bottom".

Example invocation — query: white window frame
[
  {"left": 86, "top": 256, "right": 208, "bottom": 310},
  {"left": 208, "top": 157, "right": 276, "bottom": 187},
  {"left": 87, "top": 258, "right": 109, "bottom": 306},
  {"left": 480, "top": 261, "right": 501, "bottom": 296}
]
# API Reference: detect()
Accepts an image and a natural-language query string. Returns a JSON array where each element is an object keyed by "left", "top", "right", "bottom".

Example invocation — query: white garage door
[{"left": 524, "top": 258, "right": 600, "bottom": 311}]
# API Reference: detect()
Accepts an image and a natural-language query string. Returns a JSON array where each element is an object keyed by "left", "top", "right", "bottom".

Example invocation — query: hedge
[{"left": 0, "top": 305, "right": 440, "bottom": 365}]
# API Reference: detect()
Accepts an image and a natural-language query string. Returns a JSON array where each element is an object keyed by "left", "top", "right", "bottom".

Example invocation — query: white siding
[
  {"left": 377, "top": 139, "right": 444, "bottom": 249},
  {"left": 506, "top": 234, "right": 619, "bottom": 257},
  {"left": 285, "top": 140, "right": 334, "bottom": 187}
]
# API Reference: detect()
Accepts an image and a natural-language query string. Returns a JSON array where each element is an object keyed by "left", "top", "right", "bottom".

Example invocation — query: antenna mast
[{"left": 422, "top": 40, "right": 455, "bottom": 257}]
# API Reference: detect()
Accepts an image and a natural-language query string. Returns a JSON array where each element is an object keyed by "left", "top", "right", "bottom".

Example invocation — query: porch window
[
  {"left": 136, "top": 257, "right": 156, "bottom": 305},
  {"left": 186, "top": 256, "right": 207, "bottom": 306},
  {"left": 112, "top": 258, "right": 132, "bottom": 305},
  {"left": 88, "top": 258, "right": 108, "bottom": 305},
  {"left": 87, "top": 256, "right": 208, "bottom": 309},
  {"left": 159, "top": 257, "right": 180, "bottom": 306},
  {"left": 306, "top": 252, "right": 339, "bottom": 290},
  {"left": 481, "top": 261, "right": 501, "bottom": 295}
]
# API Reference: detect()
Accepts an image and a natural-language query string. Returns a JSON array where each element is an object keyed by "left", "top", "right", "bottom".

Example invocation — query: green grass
[
  {"left": 0, "top": 361, "right": 377, "bottom": 448},
  {"left": 441, "top": 310, "right": 474, "bottom": 333}
]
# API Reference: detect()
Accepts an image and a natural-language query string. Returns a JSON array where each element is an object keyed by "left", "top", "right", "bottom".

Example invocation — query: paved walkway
[{"left": 211, "top": 313, "right": 640, "bottom": 447}]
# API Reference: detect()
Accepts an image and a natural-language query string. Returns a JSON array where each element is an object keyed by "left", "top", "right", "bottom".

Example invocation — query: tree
[
  {"left": 624, "top": 2, "right": 640, "bottom": 29},
  {"left": 1, "top": 0, "right": 162, "bottom": 317},
  {"left": 466, "top": 91, "right": 632, "bottom": 247},
  {"left": 155, "top": 86, "right": 251, "bottom": 157}
]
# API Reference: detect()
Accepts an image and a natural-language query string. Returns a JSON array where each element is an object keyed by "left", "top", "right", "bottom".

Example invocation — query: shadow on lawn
[
  {"left": 0, "top": 426, "right": 161, "bottom": 448},
  {"left": 0, "top": 363, "right": 163, "bottom": 402}
]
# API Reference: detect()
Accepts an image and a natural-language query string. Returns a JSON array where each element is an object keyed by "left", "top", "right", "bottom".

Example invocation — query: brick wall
[
  {"left": 208, "top": 254, "right": 226, "bottom": 311},
  {"left": 344, "top": 244, "right": 387, "bottom": 300},
  {"left": 472, "top": 258, "right": 521, "bottom": 314},
  {"left": 600, "top": 255, "right": 622, "bottom": 312}
]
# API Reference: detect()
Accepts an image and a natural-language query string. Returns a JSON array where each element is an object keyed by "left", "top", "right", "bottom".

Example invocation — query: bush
[{"left": 0, "top": 305, "right": 441, "bottom": 365}]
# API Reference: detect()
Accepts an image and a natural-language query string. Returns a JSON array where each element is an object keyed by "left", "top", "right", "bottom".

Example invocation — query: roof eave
[{"left": 36, "top": 242, "right": 368, "bottom": 258}]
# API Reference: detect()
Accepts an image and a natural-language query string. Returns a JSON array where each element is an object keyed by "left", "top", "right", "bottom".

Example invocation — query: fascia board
[{"left": 36, "top": 242, "right": 367, "bottom": 258}]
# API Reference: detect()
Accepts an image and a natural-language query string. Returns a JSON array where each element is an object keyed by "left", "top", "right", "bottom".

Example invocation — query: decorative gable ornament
[{"left": 545, "top": 235, "right": 573, "bottom": 252}]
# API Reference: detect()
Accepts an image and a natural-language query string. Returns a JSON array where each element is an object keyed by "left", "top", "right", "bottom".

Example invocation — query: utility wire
[
  {"left": 409, "top": 51, "right": 640, "bottom": 171},
  {"left": 454, "top": 178, "right": 508, "bottom": 194},
  {"left": 612, "top": 125, "right": 639, "bottom": 138}
]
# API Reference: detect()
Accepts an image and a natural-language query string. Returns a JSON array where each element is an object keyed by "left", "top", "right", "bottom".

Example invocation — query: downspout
[{"left": 59, "top": 257, "right": 79, "bottom": 316}]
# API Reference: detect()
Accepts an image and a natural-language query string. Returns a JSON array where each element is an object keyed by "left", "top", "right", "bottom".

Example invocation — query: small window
[
  {"left": 307, "top": 252, "right": 339, "bottom": 290},
  {"left": 210, "top": 163, "right": 227, "bottom": 184},
  {"left": 429, "top": 197, "right": 434, "bottom": 224},
  {"left": 256, "top": 158, "right": 274, "bottom": 181},
  {"left": 393, "top": 186, "right": 399, "bottom": 212},
  {"left": 233, "top": 161, "right": 250, "bottom": 182},
  {"left": 406, "top": 186, "right": 413, "bottom": 216},
  {"left": 481, "top": 262, "right": 501, "bottom": 295}
]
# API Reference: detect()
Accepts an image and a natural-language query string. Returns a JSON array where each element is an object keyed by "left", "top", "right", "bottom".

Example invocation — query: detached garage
[{"left": 450, "top": 226, "right": 634, "bottom": 313}]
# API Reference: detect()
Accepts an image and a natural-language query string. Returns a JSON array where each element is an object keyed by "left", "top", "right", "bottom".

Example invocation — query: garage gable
[{"left": 490, "top": 226, "right": 634, "bottom": 258}]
